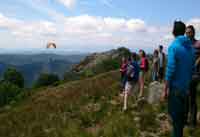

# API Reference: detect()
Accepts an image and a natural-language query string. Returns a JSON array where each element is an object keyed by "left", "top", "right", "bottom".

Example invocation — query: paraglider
[
  {"left": 45, "top": 41, "right": 57, "bottom": 63},
  {"left": 46, "top": 42, "right": 57, "bottom": 49}
]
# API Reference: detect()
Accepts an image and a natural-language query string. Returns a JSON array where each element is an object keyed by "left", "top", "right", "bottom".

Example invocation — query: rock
[
  {"left": 147, "top": 81, "right": 164, "bottom": 104},
  {"left": 84, "top": 103, "right": 101, "bottom": 112},
  {"left": 4, "top": 105, "right": 11, "bottom": 111},
  {"left": 86, "top": 124, "right": 101, "bottom": 136},
  {"left": 131, "top": 103, "right": 138, "bottom": 110},
  {"left": 136, "top": 97, "right": 147, "bottom": 108},
  {"left": 156, "top": 113, "right": 171, "bottom": 135},
  {"left": 157, "top": 113, "right": 168, "bottom": 121},
  {"left": 93, "top": 103, "right": 101, "bottom": 112},
  {"left": 159, "top": 120, "right": 171, "bottom": 135},
  {"left": 140, "top": 131, "right": 159, "bottom": 137},
  {"left": 44, "top": 128, "right": 55, "bottom": 133},
  {"left": 134, "top": 117, "right": 141, "bottom": 123},
  {"left": 110, "top": 100, "right": 118, "bottom": 106}
]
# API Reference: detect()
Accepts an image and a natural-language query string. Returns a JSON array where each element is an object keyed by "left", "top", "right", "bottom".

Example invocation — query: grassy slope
[{"left": 0, "top": 71, "right": 200, "bottom": 137}]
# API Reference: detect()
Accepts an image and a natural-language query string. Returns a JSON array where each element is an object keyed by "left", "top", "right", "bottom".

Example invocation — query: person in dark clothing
[
  {"left": 162, "top": 21, "right": 195, "bottom": 137},
  {"left": 152, "top": 49, "right": 159, "bottom": 81},
  {"left": 186, "top": 25, "right": 200, "bottom": 127},
  {"left": 158, "top": 45, "right": 166, "bottom": 81}
]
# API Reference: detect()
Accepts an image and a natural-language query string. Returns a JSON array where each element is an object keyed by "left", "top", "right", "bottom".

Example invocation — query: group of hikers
[
  {"left": 120, "top": 44, "right": 166, "bottom": 110},
  {"left": 119, "top": 21, "right": 200, "bottom": 137}
]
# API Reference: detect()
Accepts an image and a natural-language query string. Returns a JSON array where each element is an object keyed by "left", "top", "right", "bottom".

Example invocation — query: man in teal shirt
[{"left": 162, "top": 21, "right": 195, "bottom": 137}]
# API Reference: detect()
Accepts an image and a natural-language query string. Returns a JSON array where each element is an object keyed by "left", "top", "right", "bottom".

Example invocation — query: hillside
[
  {"left": 72, "top": 47, "right": 130, "bottom": 73},
  {"left": 1, "top": 70, "right": 200, "bottom": 137},
  {"left": 0, "top": 54, "right": 86, "bottom": 87}
]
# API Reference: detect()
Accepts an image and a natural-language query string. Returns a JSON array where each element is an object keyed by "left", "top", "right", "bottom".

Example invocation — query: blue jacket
[
  {"left": 132, "top": 61, "right": 140, "bottom": 81},
  {"left": 165, "top": 36, "right": 195, "bottom": 93}
]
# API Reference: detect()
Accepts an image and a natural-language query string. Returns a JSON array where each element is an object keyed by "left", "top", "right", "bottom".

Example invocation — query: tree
[
  {"left": 35, "top": 73, "right": 60, "bottom": 88},
  {"left": 117, "top": 47, "right": 131, "bottom": 58},
  {"left": 3, "top": 68, "right": 24, "bottom": 88},
  {"left": 0, "top": 81, "right": 21, "bottom": 107},
  {"left": 64, "top": 71, "right": 81, "bottom": 82}
]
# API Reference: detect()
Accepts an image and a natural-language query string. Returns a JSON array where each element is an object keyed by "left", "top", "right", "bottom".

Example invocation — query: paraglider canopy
[{"left": 47, "top": 42, "right": 56, "bottom": 49}]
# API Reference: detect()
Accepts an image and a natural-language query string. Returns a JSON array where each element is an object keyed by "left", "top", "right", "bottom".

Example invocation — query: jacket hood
[{"left": 176, "top": 35, "right": 192, "bottom": 49}]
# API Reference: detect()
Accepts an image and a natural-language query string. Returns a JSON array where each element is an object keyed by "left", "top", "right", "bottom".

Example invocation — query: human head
[
  {"left": 132, "top": 52, "right": 137, "bottom": 61},
  {"left": 172, "top": 21, "right": 186, "bottom": 37},
  {"left": 127, "top": 56, "right": 132, "bottom": 64},
  {"left": 159, "top": 45, "right": 163, "bottom": 52},
  {"left": 186, "top": 25, "right": 195, "bottom": 40},
  {"left": 121, "top": 57, "right": 126, "bottom": 62},
  {"left": 139, "top": 49, "right": 146, "bottom": 58},
  {"left": 154, "top": 49, "right": 159, "bottom": 57}
]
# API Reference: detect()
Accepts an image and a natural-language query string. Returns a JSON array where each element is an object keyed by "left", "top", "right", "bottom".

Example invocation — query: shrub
[
  {"left": 3, "top": 68, "right": 24, "bottom": 88},
  {"left": 34, "top": 73, "right": 60, "bottom": 88},
  {"left": 64, "top": 71, "right": 81, "bottom": 82},
  {"left": 0, "top": 81, "right": 22, "bottom": 107}
]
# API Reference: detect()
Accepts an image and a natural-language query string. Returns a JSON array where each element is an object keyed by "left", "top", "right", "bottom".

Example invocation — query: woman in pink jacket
[{"left": 138, "top": 49, "right": 149, "bottom": 98}]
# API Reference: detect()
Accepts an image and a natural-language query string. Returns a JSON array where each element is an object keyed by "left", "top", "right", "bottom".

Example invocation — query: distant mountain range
[
  {"left": 0, "top": 48, "right": 91, "bottom": 55},
  {"left": 0, "top": 53, "right": 87, "bottom": 87}
]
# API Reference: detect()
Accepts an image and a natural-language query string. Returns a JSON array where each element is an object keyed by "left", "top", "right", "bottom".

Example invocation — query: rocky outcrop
[
  {"left": 72, "top": 47, "right": 130, "bottom": 72},
  {"left": 147, "top": 81, "right": 164, "bottom": 104}
]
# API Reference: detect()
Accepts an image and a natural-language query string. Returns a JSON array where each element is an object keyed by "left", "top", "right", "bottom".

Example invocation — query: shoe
[{"left": 120, "top": 93, "right": 124, "bottom": 97}]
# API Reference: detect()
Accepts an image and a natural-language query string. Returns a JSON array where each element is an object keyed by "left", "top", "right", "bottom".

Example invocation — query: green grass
[{"left": 0, "top": 70, "right": 200, "bottom": 137}]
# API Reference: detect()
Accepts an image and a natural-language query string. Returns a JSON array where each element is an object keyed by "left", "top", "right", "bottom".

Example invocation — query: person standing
[
  {"left": 120, "top": 57, "right": 128, "bottom": 94},
  {"left": 158, "top": 45, "right": 166, "bottom": 81},
  {"left": 138, "top": 49, "right": 149, "bottom": 98},
  {"left": 162, "top": 21, "right": 195, "bottom": 137},
  {"left": 186, "top": 25, "right": 200, "bottom": 127},
  {"left": 152, "top": 49, "right": 159, "bottom": 81},
  {"left": 123, "top": 53, "right": 140, "bottom": 111}
]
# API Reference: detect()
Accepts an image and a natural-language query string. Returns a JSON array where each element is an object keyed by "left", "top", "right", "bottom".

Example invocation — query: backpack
[{"left": 126, "top": 63, "right": 135, "bottom": 81}]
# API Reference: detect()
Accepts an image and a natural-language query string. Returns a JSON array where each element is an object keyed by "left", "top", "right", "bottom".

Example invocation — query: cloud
[
  {"left": 187, "top": 18, "right": 200, "bottom": 39},
  {"left": 63, "top": 15, "right": 147, "bottom": 35},
  {"left": 52, "top": 15, "right": 172, "bottom": 51},
  {"left": 57, "top": 0, "right": 76, "bottom": 9},
  {"left": 187, "top": 18, "right": 200, "bottom": 29},
  {"left": 0, "top": 13, "right": 56, "bottom": 40},
  {"left": 0, "top": 13, "right": 170, "bottom": 51},
  {"left": 1, "top": 12, "right": 200, "bottom": 52}
]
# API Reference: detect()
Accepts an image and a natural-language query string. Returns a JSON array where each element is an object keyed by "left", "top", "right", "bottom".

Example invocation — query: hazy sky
[{"left": 0, "top": 0, "right": 200, "bottom": 53}]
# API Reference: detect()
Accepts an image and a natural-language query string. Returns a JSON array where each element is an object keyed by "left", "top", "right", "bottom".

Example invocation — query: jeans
[
  {"left": 121, "top": 73, "right": 127, "bottom": 91},
  {"left": 189, "top": 79, "right": 198, "bottom": 126},
  {"left": 159, "top": 67, "right": 164, "bottom": 80},
  {"left": 152, "top": 71, "right": 158, "bottom": 81},
  {"left": 168, "top": 89, "right": 188, "bottom": 137}
]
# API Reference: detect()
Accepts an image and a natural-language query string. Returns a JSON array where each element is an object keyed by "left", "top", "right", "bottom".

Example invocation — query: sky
[{"left": 0, "top": 0, "right": 200, "bottom": 53}]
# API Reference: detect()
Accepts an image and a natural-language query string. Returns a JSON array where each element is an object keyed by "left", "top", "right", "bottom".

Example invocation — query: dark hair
[
  {"left": 139, "top": 49, "right": 146, "bottom": 57},
  {"left": 172, "top": 21, "right": 186, "bottom": 37},
  {"left": 128, "top": 56, "right": 132, "bottom": 62},
  {"left": 186, "top": 25, "right": 196, "bottom": 36},
  {"left": 154, "top": 49, "right": 159, "bottom": 55},
  {"left": 132, "top": 52, "right": 137, "bottom": 60},
  {"left": 159, "top": 45, "right": 163, "bottom": 50}
]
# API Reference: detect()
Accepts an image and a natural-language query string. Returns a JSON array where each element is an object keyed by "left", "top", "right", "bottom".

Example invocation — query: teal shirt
[{"left": 165, "top": 36, "right": 195, "bottom": 93}]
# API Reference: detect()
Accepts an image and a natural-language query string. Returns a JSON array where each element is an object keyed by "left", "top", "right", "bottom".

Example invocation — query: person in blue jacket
[
  {"left": 161, "top": 21, "right": 195, "bottom": 137},
  {"left": 123, "top": 53, "right": 140, "bottom": 111}
]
